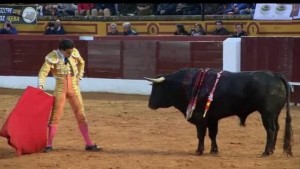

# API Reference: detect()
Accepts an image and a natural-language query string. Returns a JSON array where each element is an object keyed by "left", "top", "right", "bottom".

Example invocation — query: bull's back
[{"left": 210, "top": 71, "right": 286, "bottom": 118}]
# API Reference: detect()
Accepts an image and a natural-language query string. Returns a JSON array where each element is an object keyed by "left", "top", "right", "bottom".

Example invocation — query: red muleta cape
[{"left": 0, "top": 86, "right": 54, "bottom": 156}]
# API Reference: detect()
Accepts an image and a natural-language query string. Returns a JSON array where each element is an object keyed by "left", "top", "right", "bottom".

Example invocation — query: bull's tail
[{"left": 275, "top": 73, "right": 293, "bottom": 157}]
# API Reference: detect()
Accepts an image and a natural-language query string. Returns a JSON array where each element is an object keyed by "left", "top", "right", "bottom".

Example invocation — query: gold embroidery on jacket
[{"left": 38, "top": 48, "right": 85, "bottom": 87}]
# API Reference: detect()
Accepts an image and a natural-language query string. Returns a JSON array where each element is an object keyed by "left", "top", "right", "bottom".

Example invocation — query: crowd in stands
[
  {"left": 34, "top": 3, "right": 252, "bottom": 37},
  {"left": 0, "top": 3, "right": 251, "bottom": 37},
  {"left": 35, "top": 3, "right": 256, "bottom": 17},
  {"left": 104, "top": 20, "right": 247, "bottom": 37},
  {"left": 107, "top": 22, "right": 138, "bottom": 35},
  {"left": 173, "top": 21, "right": 247, "bottom": 37},
  {"left": 0, "top": 18, "right": 247, "bottom": 37}
]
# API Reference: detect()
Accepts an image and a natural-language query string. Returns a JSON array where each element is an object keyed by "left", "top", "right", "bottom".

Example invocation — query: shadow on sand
[{"left": 0, "top": 147, "right": 16, "bottom": 159}]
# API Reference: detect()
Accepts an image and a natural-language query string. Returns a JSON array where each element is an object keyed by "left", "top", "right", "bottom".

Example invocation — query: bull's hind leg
[
  {"left": 272, "top": 114, "right": 280, "bottom": 152},
  {"left": 261, "top": 111, "right": 279, "bottom": 156},
  {"left": 208, "top": 120, "right": 219, "bottom": 154},
  {"left": 195, "top": 124, "right": 207, "bottom": 155}
]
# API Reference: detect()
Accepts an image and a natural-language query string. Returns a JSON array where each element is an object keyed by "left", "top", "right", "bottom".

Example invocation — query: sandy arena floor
[{"left": 0, "top": 88, "right": 299, "bottom": 169}]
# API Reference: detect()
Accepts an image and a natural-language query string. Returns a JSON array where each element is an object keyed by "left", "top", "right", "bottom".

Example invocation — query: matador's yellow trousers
[{"left": 49, "top": 75, "right": 87, "bottom": 125}]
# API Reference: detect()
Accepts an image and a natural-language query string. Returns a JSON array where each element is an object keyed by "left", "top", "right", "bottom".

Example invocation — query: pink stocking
[
  {"left": 47, "top": 124, "right": 57, "bottom": 147},
  {"left": 79, "top": 123, "right": 93, "bottom": 146}
]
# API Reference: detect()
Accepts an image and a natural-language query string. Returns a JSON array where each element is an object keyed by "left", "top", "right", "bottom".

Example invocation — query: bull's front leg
[
  {"left": 195, "top": 123, "right": 207, "bottom": 155},
  {"left": 208, "top": 120, "right": 219, "bottom": 154}
]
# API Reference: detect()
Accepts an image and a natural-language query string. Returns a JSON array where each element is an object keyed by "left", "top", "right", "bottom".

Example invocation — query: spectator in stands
[
  {"left": 37, "top": 4, "right": 44, "bottom": 16},
  {"left": 122, "top": 22, "right": 138, "bottom": 35},
  {"left": 117, "top": 3, "right": 136, "bottom": 16},
  {"left": 57, "top": 3, "right": 77, "bottom": 16},
  {"left": 75, "top": 3, "right": 94, "bottom": 17},
  {"left": 135, "top": 3, "right": 153, "bottom": 15},
  {"left": 232, "top": 23, "right": 248, "bottom": 37},
  {"left": 215, "top": 3, "right": 228, "bottom": 15},
  {"left": 44, "top": 21, "right": 56, "bottom": 35},
  {"left": 155, "top": 3, "right": 177, "bottom": 15},
  {"left": 114, "top": 4, "right": 120, "bottom": 15},
  {"left": 174, "top": 24, "right": 189, "bottom": 35},
  {"left": 54, "top": 20, "right": 65, "bottom": 34},
  {"left": 107, "top": 23, "right": 121, "bottom": 35},
  {"left": 205, "top": 3, "right": 223, "bottom": 15},
  {"left": 190, "top": 23, "right": 206, "bottom": 36},
  {"left": 224, "top": 3, "right": 249, "bottom": 15},
  {"left": 211, "top": 20, "right": 230, "bottom": 35},
  {"left": 239, "top": 3, "right": 255, "bottom": 15},
  {"left": 92, "top": 3, "right": 115, "bottom": 17},
  {"left": 44, "top": 4, "right": 58, "bottom": 16},
  {"left": 44, "top": 20, "right": 65, "bottom": 35},
  {"left": 175, "top": 3, "right": 201, "bottom": 15},
  {"left": 0, "top": 20, "right": 18, "bottom": 34}
]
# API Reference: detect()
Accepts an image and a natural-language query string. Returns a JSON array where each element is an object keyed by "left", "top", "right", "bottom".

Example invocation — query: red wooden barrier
[
  {"left": 158, "top": 41, "right": 191, "bottom": 75},
  {"left": 123, "top": 40, "right": 157, "bottom": 79},
  {"left": 87, "top": 40, "right": 122, "bottom": 78},
  {"left": 191, "top": 41, "right": 223, "bottom": 69},
  {"left": 0, "top": 40, "right": 13, "bottom": 75},
  {"left": 241, "top": 37, "right": 300, "bottom": 104},
  {"left": 0, "top": 35, "right": 298, "bottom": 103},
  {"left": 1, "top": 39, "right": 88, "bottom": 76},
  {"left": 86, "top": 39, "right": 224, "bottom": 78},
  {"left": 0, "top": 34, "right": 80, "bottom": 40}
]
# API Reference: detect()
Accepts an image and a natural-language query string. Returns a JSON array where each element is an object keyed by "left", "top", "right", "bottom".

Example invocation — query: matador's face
[{"left": 61, "top": 48, "right": 74, "bottom": 58}]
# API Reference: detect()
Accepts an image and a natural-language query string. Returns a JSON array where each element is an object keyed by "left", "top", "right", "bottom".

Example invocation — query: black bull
[{"left": 145, "top": 68, "right": 293, "bottom": 157}]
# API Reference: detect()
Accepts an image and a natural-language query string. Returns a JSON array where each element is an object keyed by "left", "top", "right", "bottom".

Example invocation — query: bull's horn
[{"left": 144, "top": 77, "right": 165, "bottom": 83}]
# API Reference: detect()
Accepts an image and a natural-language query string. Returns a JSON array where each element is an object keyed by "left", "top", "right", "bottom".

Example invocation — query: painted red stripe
[
  {"left": 159, "top": 23, "right": 197, "bottom": 26},
  {"left": 259, "top": 31, "right": 300, "bottom": 34},
  {"left": 259, "top": 22, "right": 300, "bottom": 25},
  {"left": 131, "top": 23, "right": 147, "bottom": 26},
  {"left": 62, "top": 23, "right": 97, "bottom": 26},
  {"left": 206, "top": 22, "right": 248, "bottom": 25},
  {"left": 110, "top": 23, "right": 147, "bottom": 26},
  {"left": 19, "top": 31, "right": 44, "bottom": 33},
  {"left": 66, "top": 32, "right": 96, "bottom": 34}
]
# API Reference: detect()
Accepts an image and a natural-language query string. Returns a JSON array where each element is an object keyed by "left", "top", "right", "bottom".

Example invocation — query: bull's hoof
[
  {"left": 210, "top": 149, "right": 218, "bottom": 154},
  {"left": 195, "top": 149, "right": 203, "bottom": 156},
  {"left": 284, "top": 150, "right": 293, "bottom": 157},
  {"left": 261, "top": 150, "right": 274, "bottom": 157}
]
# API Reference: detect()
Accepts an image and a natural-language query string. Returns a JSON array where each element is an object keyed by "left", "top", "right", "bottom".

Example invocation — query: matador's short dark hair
[{"left": 59, "top": 39, "right": 74, "bottom": 50}]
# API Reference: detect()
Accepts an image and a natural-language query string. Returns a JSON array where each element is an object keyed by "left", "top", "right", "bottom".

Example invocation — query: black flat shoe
[
  {"left": 85, "top": 144, "right": 102, "bottom": 152},
  {"left": 43, "top": 146, "right": 53, "bottom": 153}
]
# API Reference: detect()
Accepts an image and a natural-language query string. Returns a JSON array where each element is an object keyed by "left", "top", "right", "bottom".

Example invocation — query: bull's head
[{"left": 144, "top": 76, "right": 173, "bottom": 110}]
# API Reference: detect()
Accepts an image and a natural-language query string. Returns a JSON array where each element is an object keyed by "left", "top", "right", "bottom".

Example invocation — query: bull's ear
[{"left": 144, "top": 77, "right": 165, "bottom": 83}]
